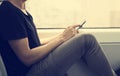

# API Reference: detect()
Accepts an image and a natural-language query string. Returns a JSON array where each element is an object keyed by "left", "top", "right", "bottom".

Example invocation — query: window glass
[{"left": 26, "top": 0, "right": 120, "bottom": 28}]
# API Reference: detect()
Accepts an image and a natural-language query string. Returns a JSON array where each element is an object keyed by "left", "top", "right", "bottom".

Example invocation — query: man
[{"left": 0, "top": 0, "right": 116, "bottom": 76}]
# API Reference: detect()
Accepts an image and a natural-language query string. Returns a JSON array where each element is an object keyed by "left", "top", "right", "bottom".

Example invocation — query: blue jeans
[{"left": 26, "top": 34, "right": 115, "bottom": 76}]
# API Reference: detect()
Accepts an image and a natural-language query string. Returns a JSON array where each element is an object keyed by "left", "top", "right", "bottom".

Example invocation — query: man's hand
[{"left": 60, "top": 25, "right": 80, "bottom": 42}]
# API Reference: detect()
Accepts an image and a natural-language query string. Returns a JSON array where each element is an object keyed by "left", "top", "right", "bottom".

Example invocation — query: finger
[
  {"left": 67, "top": 26, "right": 71, "bottom": 28},
  {"left": 67, "top": 25, "right": 80, "bottom": 29},
  {"left": 75, "top": 30, "right": 79, "bottom": 34},
  {"left": 72, "top": 29, "right": 77, "bottom": 35},
  {"left": 73, "top": 25, "right": 80, "bottom": 28},
  {"left": 68, "top": 25, "right": 75, "bottom": 28},
  {"left": 72, "top": 25, "right": 80, "bottom": 28},
  {"left": 76, "top": 30, "right": 79, "bottom": 33},
  {"left": 77, "top": 30, "right": 79, "bottom": 33},
  {"left": 74, "top": 29, "right": 79, "bottom": 34}
]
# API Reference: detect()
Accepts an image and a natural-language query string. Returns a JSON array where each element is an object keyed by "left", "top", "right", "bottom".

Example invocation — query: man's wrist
[{"left": 58, "top": 34, "right": 65, "bottom": 43}]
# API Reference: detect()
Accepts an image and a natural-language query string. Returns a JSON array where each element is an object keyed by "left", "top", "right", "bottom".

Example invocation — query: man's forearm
[{"left": 26, "top": 36, "right": 64, "bottom": 66}]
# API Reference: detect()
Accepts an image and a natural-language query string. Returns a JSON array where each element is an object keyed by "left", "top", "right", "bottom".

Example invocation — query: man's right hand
[{"left": 59, "top": 25, "right": 80, "bottom": 42}]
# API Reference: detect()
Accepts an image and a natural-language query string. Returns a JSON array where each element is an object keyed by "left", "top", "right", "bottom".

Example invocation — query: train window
[{"left": 26, "top": 0, "right": 120, "bottom": 28}]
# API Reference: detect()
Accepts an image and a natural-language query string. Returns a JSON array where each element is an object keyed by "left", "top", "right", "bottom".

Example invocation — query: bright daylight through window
[{"left": 26, "top": 0, "right": 120, "bottom": 28}]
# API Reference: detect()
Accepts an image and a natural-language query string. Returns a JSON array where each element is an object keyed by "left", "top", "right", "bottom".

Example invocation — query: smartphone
[{"left": 77, "top": 21, "right": 86, "bottom": 30}]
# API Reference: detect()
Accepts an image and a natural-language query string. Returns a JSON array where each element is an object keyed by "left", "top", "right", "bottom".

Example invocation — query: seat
[{"left": 0, "top": 54, "right": 7, "bottom": 76}]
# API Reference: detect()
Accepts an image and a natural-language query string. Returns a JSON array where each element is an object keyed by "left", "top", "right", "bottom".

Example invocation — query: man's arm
[
  {"left": 9, "top": 37, "right": 64, "bottom": 67},
  {"left": 9, "top": 25, "right": 79, "bottom": 67}
]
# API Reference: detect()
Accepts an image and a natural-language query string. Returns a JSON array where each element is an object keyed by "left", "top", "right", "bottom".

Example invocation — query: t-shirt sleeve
[{"left": 0, "top": 12, "right": 28, "bottom": 40}]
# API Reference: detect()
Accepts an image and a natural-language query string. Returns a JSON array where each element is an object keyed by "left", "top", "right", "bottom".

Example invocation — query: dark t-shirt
[{"left": 0, "top": 1, "right": 41, "bottom": 76}]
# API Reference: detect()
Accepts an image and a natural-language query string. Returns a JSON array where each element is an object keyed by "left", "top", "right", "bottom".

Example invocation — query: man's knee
[
  {"left": 82, "top": 34, "right": 96, "bottom": 40},
  {"left": 79, "top": 34, "right": 97, "bottom": 44},
  {"left": 80, "top": 34, "right": 99, "bottom": 50}
]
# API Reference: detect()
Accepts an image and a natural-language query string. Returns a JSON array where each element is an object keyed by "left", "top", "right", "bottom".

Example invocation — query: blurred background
[
  {"left": 26, "top": 0, "right": 120, "bottom": 28},
  {"left": 1, "top": 0, "right": 120, "bottom": 76}
]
